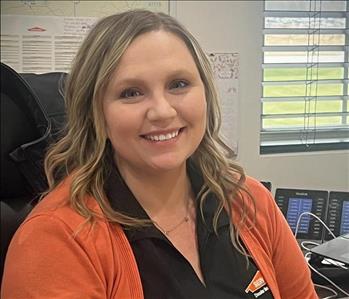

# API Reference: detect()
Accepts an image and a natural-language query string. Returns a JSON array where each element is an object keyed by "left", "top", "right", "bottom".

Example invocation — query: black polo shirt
[{"left": 105, "top": 163, "right": 274, "bottom": 299}]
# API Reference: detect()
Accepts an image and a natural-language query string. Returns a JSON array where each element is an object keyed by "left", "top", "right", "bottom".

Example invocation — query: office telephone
[
  {"left": 325, "top": 191, "right": 349, "bottom": 240},
  {"left": 274, "top": 189, "right": 349, "bottom": 240},
  {"left": 274, "top": 189, "right": 349, "bottom": 298},
  {"left": 275, "top": 189, "right": 328, "bottom": 240}
]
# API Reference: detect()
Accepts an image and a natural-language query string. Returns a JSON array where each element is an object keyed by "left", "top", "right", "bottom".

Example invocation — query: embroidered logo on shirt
[{"left": 245, "top": 270, "right": 269, "bottom": 298}]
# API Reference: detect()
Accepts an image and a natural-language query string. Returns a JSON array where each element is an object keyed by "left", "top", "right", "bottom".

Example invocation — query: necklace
[{"left": 151, "top": 199, "right": 191, "bottom": 236}]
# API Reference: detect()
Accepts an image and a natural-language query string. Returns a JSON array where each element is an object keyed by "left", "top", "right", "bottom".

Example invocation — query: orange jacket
[{"left": 1, "top": 176, "right": 318, "bottom": 299}]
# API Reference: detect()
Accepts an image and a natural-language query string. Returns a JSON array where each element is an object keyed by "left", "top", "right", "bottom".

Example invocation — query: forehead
[{"left": 112, "top": 30, "right": 199, "bottom": 79}]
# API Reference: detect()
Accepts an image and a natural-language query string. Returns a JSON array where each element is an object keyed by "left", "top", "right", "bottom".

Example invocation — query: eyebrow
[{"left": 113, "top": 68, "right": 197, "bottom": 86}]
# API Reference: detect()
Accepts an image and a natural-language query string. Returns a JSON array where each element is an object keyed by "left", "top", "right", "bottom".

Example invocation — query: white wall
[{"left": 174, "top": 0, "right": 349, "bottom": 193}]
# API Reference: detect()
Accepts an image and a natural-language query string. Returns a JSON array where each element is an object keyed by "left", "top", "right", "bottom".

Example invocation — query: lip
[
  {"left": 140, "top": 127, "right": 184, "bottom": 137},
  {"left": 140, "top": 127, "right": 185, "bottom": 143}
]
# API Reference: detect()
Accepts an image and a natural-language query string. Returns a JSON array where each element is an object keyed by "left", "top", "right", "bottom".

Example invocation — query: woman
[{"left": 1, "top": 10, "right": 317, "bottom": 299}]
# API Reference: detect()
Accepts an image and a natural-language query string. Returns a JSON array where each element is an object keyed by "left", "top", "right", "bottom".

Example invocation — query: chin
[{"left": 147, "top": 156, "right": 187, "bottom": 172}]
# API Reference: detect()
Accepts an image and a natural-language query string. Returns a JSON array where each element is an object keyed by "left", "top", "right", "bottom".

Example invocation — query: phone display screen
[{"left": 286, "top": 198, "right": 312, "bottom": 233}]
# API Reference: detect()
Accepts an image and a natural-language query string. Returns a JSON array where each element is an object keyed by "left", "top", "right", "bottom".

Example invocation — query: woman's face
[{"left": 103, "top": 30, "right": 207, "bottom": 174}]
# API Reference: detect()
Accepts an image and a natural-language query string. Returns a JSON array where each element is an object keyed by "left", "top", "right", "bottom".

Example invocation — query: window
[{"left": 261, "top": 0, "right": 349, "bottom": 154}]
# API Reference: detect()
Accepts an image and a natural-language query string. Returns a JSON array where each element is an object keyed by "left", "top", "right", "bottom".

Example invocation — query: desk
[
  {"left": 297, "top": 240, "right": 349, "bottom": 298},
  {"left": 316, "top": 285, "right": 349, "bottom": 298}
]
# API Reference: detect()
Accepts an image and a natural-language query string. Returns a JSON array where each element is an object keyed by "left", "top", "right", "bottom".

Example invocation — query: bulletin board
[
  {"left": 0, "top": 1, "right": 170, "bottom": 73},
  {"left": 0, "top": 1, "right": 170, "bottom": 17}
]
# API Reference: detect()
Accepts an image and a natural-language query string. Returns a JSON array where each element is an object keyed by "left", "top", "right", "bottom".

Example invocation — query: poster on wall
[
  {"left": 1, "top": 15, "right": 97, "bottom": 73},
  {"left": 0, "top": 0, "right": 169, "bottom": 73},
  {"left": 208, "top": 53, "right": 239, "bottom": 155}
]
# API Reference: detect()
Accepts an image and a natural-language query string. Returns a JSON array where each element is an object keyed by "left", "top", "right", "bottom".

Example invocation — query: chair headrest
[
  {"left": 0, "top": 63, "right": 49, "bottom": 198},
  {"left": 0, "top": 93, "right": 40, "bottom": 197}
]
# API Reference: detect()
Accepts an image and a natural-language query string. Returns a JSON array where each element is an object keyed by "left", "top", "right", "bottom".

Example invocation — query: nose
[{"left": 146, "top": 92, "right": 177, "bottom": 123}]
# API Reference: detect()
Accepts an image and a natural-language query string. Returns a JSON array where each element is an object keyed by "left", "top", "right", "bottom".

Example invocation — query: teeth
[{"left": 145, "top": 130, "right": 180, "bottom": 142}]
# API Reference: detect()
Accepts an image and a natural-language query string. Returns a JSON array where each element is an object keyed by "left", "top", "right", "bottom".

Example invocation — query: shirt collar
[{"left": 104, "top": 159, "right": 230, "bottom": 242}]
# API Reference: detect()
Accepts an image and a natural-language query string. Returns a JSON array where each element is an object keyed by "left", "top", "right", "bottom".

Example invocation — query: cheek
[
  {"left": 103, "top": 106, "right": 145, "bottom": 158},
  {"left": 104, "top": 117, "right": 130, "bottom": 142},
  {"left": 198, "top": 102, "right": 207, "bottom": 136},
  {"left": 187, "top": 91, "right": 207, "bottom": 129},
  {"left": 103, "top": 107, "right": 116, "bottom": 139},
  {"left": 103, "top": 104, "right": 128, "bottom": 141}
]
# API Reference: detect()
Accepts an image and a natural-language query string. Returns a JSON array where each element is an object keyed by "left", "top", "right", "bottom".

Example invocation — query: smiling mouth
[{"left": 141, "top": 128, "right": 185, "bottom": 142}]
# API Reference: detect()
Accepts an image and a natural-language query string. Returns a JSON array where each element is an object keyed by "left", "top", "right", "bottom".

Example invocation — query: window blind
[{"left": 261, "top": 0, "right": 349, "bottom": 154}]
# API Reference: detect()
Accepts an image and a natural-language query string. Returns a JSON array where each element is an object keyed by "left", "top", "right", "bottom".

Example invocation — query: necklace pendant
[{"left": 152, "top": 199, "right": 191, "bottom": 236}]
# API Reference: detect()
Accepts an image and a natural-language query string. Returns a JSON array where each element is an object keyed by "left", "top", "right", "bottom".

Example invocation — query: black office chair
[
  {"left": 260, "top": 181, "right": 272, "bottom": 192},
  {"left": 0, "top": 63, "right": 67, "bottom": 280}
]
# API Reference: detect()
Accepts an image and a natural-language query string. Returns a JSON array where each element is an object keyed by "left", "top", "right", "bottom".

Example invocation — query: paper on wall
[
  {"left": 208, "top": 53, "right": 239, "bottom": 155},
  {"left": 1, "top": 15, "right": 97, "bottom": 73}
]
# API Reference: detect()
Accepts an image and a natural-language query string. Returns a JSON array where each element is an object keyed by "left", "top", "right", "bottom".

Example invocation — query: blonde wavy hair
[{"left": 44, "top": 10, "right": 255, "bottom": 254}]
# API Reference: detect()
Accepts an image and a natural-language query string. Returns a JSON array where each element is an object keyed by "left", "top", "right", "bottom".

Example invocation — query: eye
[
  {"left": 119, "top": 88, "right": 143, "bottom": 99},
  {"left": 169, "top": 80, "right": 189, "bottom": 90}
]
